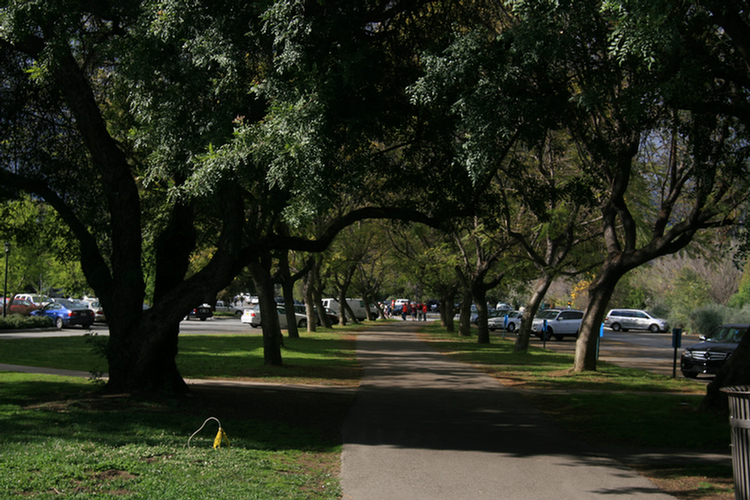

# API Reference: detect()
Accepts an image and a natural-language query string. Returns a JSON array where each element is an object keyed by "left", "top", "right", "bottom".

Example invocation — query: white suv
[
  {"left": 531, "top": 309, "right": 584, "bottom": 341},
  {"left": 604, "top": 309, "right": 669, "bottom": 333}
]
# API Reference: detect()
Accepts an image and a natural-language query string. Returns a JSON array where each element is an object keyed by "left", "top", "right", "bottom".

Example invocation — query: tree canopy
[{"left": 1, "top": 0, "right": 748, "bottom": 396}]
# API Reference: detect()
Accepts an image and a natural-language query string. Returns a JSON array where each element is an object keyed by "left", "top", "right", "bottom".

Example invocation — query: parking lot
[{"left": 520, "top": 328, "right": 706, "bottom": 380}]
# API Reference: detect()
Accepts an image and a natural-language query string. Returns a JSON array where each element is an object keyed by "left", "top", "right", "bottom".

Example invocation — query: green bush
[
  {"left": 687, "top": 304, "right": 726, "bottom": 336},
  {"left": 726, "top": 304, "right": 750, "bottom": 324},
  {"left": 0, "top": 314, "right": 54, "bottom": 330},
  {"left": 686, "top": 303, "right": 750, "bottom": 336}
]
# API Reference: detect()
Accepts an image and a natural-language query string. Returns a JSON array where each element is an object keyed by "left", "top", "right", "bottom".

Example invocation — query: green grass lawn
[
  {"left": 0, "top": 330, "right": 358, "bottom": 499},
  {"left": 0, "top": 330, "right": 361, "bottom": 386},
  {"left": 0, "top": 322, "right": 738, "bottom": 499}
]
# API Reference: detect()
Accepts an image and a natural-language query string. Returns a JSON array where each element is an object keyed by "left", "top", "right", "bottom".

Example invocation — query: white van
[
  {"left": 604, "top": 309, "right": 669, "bottom": 332},
  {"left": 321, "top": 298, "right": 372, "bottom": 321}
]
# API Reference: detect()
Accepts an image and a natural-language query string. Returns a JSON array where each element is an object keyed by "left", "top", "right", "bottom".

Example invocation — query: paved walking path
[{"left": 340, "top": 322, "right": 678, "bottom": 500}]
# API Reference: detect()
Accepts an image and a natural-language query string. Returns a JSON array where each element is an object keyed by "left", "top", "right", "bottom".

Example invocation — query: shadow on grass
[
  {"left": 0, "top": 373, "right": 354, "bottom": 452},
  {"left": 177, "top": 335, "right": 361, "bottom": 385}
]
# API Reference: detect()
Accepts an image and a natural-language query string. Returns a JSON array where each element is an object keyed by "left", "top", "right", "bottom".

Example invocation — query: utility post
[{"left": 3, "top": 242, "right": 10, "bottom": 318}]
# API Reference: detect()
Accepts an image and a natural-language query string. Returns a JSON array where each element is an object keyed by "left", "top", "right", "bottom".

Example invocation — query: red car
[{"left": 2, "top": 298, "right": 39, "bottom": 316}]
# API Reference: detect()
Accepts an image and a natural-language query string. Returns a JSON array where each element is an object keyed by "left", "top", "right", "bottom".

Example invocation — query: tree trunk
[
  {"left": 310, "top": 256, "right": 332, "bottom": 328},
  {"left": 302, "top": 267, "right": 317, "bottom": 332},
  {"left": 473, "top": 283, "right": 490, "bottom": 344},
  {"left": 250, "top": 258, "right": 283, "bottom": 366},
  {"left": 458, "top": 288, "right": 472, "bottom": 337},
  {"left": 278, "top": 250, "right": 299, "bottom": 339},
  {"left": 515, "top": 274, "right": 554, "bottom": 352},
  {"left": 336, "top": 265, "right": 357, "bottom": 325},
  {"left": 105, "top": 318, "right": 188, "bottom": 394},
  {"left": 573, "top": 264, "right": 623, "bottom": 372},
  {"left": 103, "top": 201, "right": 196, "bottom": 394},
  {"left": 440, "top": 296, "right": 455, "bottom": 332}
]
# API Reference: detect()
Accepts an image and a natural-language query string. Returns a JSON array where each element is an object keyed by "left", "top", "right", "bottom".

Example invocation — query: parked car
[
  {"left": 13, "top": 294, "right": 50, "bottom": 307},
  {"left": 320, "top": 307, "right": 339, "bottom": 325},
  {"left": 187, "top": 304, "right": 213, "bottom": 321},
  {"left": 214, "top": 300, "right": 244, "bottom": 316},
  {"left": 488, "top": 310, "right": 523, "bottom": 332},
  {"left": 472, "top": 308, "right": 506, "bottom": 325},
  {"left": 31, "top": 299, "right": 95, "bottom": 329},
  {"left": 80, "top": 298, "right": 106, "bottom": 323},
  {"left": 320, "top": 298, "right": 373, "bottom": 321},
  {"left": 88, "top": 301, "right": 106, "bottom": 322},
  {"left": 603, "top": 309, "right": 669, "bottom": 333},
  {"left": 241, "top": 305, "right": 308, "bottom": 329},
  {"left": 531, "top": 309, "right": 584, "bottom": 341},
  {"left": 680, "top": 324, "right": 749, "bottom": 378},
  {"left": 2, "top": 298, "right": 39, "bottom": 316}
]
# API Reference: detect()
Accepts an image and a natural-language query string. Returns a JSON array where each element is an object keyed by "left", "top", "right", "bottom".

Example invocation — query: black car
[
  {"left": 681, "top": 324, "right": 749, "bottom": 378},
  {"left": 187, "top": 303, "right": 213, "bottom": 321}
]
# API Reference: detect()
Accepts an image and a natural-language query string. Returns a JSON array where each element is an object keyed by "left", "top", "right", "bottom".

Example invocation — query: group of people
[{"left": 382, "top": 300, "right": 429, "bottom": 321}]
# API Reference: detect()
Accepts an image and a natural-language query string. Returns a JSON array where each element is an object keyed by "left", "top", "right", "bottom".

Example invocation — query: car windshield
[
  {"left": 706, "top": 326, "right": 748, "bottom": 343},
  {"left": 536, "top": 310, "right": 560, "bottom": 320},
  {"left": 55, "top": 300, "right": 78, "bottom": 309}
]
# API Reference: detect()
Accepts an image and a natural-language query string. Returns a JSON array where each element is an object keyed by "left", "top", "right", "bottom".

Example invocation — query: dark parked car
[
  {"left": 187, "top": 303, "right": 213, "bottom": 321},
  {"left": 681, "top": 324, "right": 749, "bottom": 378},
  {"left": 31, "top": 299, "right": 95, "bottom": 329}
]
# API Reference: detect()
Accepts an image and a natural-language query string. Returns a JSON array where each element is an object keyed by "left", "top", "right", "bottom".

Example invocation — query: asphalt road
[
  {"left": 521, "top": 328, "right": 706, "bottom": 380},
  {"left": 2, "top": 317, "right": 710, "bottom": 382}
]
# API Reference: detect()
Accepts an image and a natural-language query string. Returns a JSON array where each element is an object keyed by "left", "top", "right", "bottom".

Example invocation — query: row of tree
[{"left": 1, "top": 1, "right": 749, "bottom": 405}]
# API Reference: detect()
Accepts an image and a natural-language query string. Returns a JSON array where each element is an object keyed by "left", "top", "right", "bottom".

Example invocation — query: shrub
[
  {"left": 725, "top": 304, "right": 750, "bottom": 324},
  {"left": 687, "top": 304, "right": 726, "bottom": 336},
  {"left": 0, "top": 314, "right": 54, "bottom": 330},
  {"left": 685, "top": 303, "right": 750, "bottom": 336}
]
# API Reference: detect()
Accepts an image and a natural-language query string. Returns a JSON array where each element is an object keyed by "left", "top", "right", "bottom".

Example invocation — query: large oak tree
[{"left": 0, "top": 0, "right": 456, "bottom": 393}]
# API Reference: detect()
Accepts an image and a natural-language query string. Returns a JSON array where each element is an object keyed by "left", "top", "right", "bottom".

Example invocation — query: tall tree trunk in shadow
[{"left": 250, "top": 256, "right": 283, "bottom": 366}]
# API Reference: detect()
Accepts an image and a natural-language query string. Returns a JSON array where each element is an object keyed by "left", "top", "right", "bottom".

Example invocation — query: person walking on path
[{"left": 340, "top": 322, "right": 676, "bottom": 500}]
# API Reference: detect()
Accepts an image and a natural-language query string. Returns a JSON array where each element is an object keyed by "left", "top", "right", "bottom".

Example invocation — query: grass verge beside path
[
  {"left": 417, "top": 322, "right": 735, "bottom": 500},
  {"left": 0, "top": 329, "right": 360, "bottom": 499},
  {"left": 0, "top": 329, "right": 362, "bottom": 387}
]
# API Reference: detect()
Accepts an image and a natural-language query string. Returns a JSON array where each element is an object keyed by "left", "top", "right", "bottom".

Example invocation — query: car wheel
[
  {"left": 649, "top": 324, "right": 660, "bottom": 333},
  {"left": 55, "top": 317, "right": 63, "bottom": 329},
  {"left": 200, "top": 317, "right": 207, "bottom": 321},
  {"left": 298, "top": 318, "right": 307, "bottom": 328},
  {"left": 543, "top": 328, "right": 553, "bottom": 341},
  {"left": 683, "top": 371, "right": 698, "bottom": 379},
  {"left": 489, "top": 327, "right": 496, "bottom": 332},
  {"left": 507, "top": 322, "right": 516, "bottom": 332},
  {"left": 611, "top": 323, "right": 621, "bottom": 332}
]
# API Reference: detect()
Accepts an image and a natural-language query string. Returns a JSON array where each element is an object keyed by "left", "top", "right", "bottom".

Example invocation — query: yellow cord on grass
[{"left": 187, "top": 417, "right": 230, "bottom": 449}]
